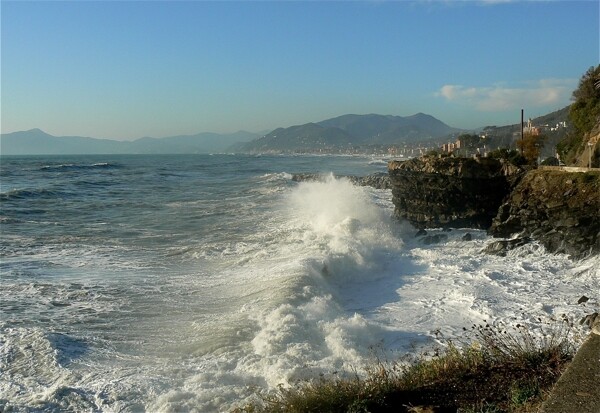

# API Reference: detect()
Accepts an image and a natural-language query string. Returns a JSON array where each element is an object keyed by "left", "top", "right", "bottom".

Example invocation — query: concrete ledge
[
  {"left": 538, "top": 166, "right": 600, "bottom": 173},
  {"left": 540, "top": 331, "right": 600, "bottom": 413}
]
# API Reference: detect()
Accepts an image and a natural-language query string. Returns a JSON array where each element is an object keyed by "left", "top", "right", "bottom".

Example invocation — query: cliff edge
[
  {"left": 388, "top": 156, "right": 524, "bottom": 229},
  {"left": 490, "top": 167, "right": 600, "bottom": 258}
]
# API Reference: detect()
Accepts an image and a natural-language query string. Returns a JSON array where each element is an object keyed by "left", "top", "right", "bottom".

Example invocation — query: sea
[{"left": 1, "top": 154, "right": 598, "bottom": 412}]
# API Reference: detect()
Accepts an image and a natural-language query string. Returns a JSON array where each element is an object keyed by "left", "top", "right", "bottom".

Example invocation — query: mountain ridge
[
  {"left": 1, "top": 108, "right": 570, "bottom": 155},
  {"left": 238, "top": 112, "right": 462, "bottom": 153},
  {"left": 0, "top": 129, "right": 259, "bottom": 155}
]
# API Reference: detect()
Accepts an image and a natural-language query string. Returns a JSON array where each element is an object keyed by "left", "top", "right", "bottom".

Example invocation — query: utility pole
[{"left": 521, "top": 109, "right": 524, "bottom": 154}]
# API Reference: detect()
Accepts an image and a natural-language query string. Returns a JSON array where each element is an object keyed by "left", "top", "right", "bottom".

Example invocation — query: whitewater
[{"left": 0, "top": 154, "right": 598, "bottom": 412}]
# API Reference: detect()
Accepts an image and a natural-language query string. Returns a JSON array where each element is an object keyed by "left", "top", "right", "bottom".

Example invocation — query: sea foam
[{"left": 2, "top": 156, "right": 597, "bottom": 413}]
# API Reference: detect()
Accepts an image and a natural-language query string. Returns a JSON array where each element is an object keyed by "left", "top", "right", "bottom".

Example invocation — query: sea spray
[
  {"left": 236, "top": 176, "right": 407, "bottom": 389},
  {"left": 286, "top": 174, "right": 403, "bottom": 280}
]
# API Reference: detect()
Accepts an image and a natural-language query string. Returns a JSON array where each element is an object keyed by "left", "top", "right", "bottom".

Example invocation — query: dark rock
[
  {"left": 355, "top": 172, "right": 392, "bottom": 190},
  {"left": 388, "top": 156, "right": 524, "bottom": 229},
  {"left": 415, "top": 229, "right": 428, "bottom": 237},
  {"left": 421, "top": 234, "right": 448, "bottom": 245},
  {"left": 291, "top": 172, "right": 391, "bottom": 190},
  {"left": 578, "top": 295, "right": 590, "bottom": 304},
  {"left": 462, "top": 233, "right": 473, "bottom": 241},
  {"left": 579, "top": 312, "right": 598, "bottom": 328},
  {"left": 291, "top": 173, "right": 325, "bottom": 182},
  {"left": 483, "top": 237, "right": 530, "bottom": 256},
  {"left": 489, "top": 169, "right": 600, "bottom": 259}
]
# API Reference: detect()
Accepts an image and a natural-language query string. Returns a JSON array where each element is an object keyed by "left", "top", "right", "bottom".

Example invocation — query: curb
[{"left": 540, "top": 321, "right": 600, "bottom": 413}]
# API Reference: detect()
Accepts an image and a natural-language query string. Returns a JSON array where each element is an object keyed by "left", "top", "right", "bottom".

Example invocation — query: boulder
[{"left": 578, "top": 295, "right": 590, "bottom": 304}]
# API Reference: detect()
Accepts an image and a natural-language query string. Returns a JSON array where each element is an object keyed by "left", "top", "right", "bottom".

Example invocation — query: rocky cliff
[
  {"left": 388, "top": 156, "right": 524, "bottom": 229},
  {"left": 292, "top": 172, "right": 391, "bottom": 189},
  {"left": 490, "top": 168, "right": 600, "bottom": 258}
]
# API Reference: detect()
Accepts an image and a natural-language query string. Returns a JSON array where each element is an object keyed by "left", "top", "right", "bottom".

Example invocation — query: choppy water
[{"left": 1, "top": 154, "right": 598, "bottom": 412}]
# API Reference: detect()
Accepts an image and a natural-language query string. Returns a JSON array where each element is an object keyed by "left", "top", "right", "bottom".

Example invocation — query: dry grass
[{"left": 234, "top": 319, "right": 576, "bottom": 413}]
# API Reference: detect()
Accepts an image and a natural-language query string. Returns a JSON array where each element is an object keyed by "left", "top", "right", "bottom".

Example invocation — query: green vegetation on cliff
[{"left": 557, "top": 65, "right": 600, "bottom": 165}]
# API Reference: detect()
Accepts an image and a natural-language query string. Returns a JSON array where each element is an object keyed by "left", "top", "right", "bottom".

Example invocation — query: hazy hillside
[
  {"left": 127, "top": 131, "right": 258, "bottom": 154},
  {"left": 0, "top": 129, "right": 122, "bottom": 155},
  {"left": 318, "top": 113, "right": 459, "bottom": 144},
  {"left": 0, "top": 129, "right": 258, "bottom": 155},
  {"left": 2, "top": 108, "right": 571, "bottom": 156},
  {"left": 239, "top": 123, "right": 356, "bottom": 153},
  {"left": 238, "top": 113, "right": 459, "bottom": 153}
]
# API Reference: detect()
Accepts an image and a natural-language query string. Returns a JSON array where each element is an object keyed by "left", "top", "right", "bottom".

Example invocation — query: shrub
[
  {"left": 487, "top": 148, "right": 527, "bottom": 166},
  {"left": 540, "top": 157, "right": 559, "bottom": 166},
  {"left": 558, "top": 65, "right": 600, "bottom": 164}
]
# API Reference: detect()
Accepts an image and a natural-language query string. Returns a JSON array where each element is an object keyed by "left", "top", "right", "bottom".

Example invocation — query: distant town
[
  {"left": 293, "top": 117, "right": 570, "bottom": 162},
  {"left": 435, "top": 118, "right": 570, "bottom": 160}
]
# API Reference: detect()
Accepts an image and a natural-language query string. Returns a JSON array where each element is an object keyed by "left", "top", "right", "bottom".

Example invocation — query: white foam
[
  {"left": 2, "top": 173, "right": 598, "bottom": 413},
  {"left": 132, "top": 179, "right": 600, "bottom": 411}
]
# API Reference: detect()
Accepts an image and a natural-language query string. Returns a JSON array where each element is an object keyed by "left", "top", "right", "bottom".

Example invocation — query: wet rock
[
  {"left": 354, "top": 172, "right": 392, "bottom": 190},
  {"left": 490, "top": 169, "right": 600, "bottom": 259},
  {"left": 578, "top": 295, "right": 590, "bottom": 304},
  {"left": 483, "top": 237, "right": 530, "bottom": 256},
  {"left": 415, "top": 229, "right": 428, "bottom": 237},
  {"left": 462, "top": 233, "right": 473, "bottom": 241},
  {"left": 291, "top": 172, "right": 391, "bottom": 190},
  {"left": 580, "top": 312, "right": 599, "bottom": 329}
]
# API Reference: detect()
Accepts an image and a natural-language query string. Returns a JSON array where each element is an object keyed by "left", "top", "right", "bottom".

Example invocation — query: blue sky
[{"left": 1, "top": 1, "right": 598, "bottom": 140}]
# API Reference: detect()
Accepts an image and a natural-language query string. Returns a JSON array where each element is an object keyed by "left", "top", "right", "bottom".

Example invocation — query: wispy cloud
[{"left": 436, "top": 79, "right": 576, "bottom": 111}]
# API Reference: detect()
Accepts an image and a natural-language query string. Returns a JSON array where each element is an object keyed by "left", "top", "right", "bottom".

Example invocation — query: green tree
[
  {"left": 570, "top": 65, "right": 600, "bottom": 133},
  {"left": 557, "top": 65, "right": 600, "bottom": 164},
  {"left": 517, "top": 133, "right": 546, "bottom": 165},
  {"left": 488, "top": 148, "right": 527, "bottom": 165}
]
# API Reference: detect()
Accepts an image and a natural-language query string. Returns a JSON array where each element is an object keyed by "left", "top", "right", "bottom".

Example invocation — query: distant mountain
[
  {"left": 0, "top": 129, "right": 258, "bottom": 155},
  {"left": 238, "top": 113, "right": 460, "bottom": 153},
  {"left": 0, "top": 129, "right": 121, "bottom": 155},
  {"left": 127, "top": 131, "right": 258, "bottom": 154},
  {"left": 318, "top": 113, "right": 458, "bottom": 144},
  {"left": 237, "top": 123, "right": 357, "bottom": 153}
]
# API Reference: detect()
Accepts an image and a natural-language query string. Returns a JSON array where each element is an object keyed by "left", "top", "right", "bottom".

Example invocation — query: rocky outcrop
[
  {"left": 489, "top": 168, "right": 600, "bottom": 258},
  {"left": 292, "top": 172, "right": 391, "bottom": 189},
  {"left": 483, "top": 237, "right": 531, "bottom": 256},
  {"left": 388, "top": 156, "right": 524, "bottom": 229}
]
